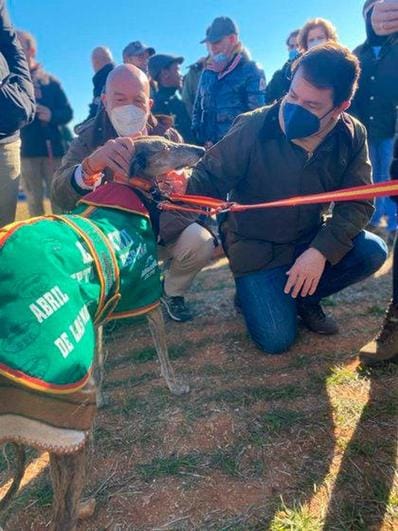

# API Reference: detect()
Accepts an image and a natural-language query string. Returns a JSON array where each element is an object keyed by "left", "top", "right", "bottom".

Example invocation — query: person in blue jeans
[
  {"left": 186, "top": 43, "right": 388, "bottom": 355},
  {"left": 368, "top": 138, "right": 397, "bottom": 238},
  {"left": 351, "top": 0, "right": 398, "bottom": 242},
  {"left": 236, "top": 232, "right": 387, "bottom": 353}
]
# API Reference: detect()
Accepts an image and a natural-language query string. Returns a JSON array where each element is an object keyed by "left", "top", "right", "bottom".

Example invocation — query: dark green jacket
[
  {"left": 152, "top": 86, "right": 195, "bottom": 143},
  {"left": 188, "top": 104, "right": 373, "bottom": 276}
]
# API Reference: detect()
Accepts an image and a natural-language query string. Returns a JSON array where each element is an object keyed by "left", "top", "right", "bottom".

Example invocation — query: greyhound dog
[{"left": 0, "top": 137, "right": 204, "bottom": 530}]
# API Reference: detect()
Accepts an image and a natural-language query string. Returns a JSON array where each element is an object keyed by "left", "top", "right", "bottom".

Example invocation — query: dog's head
[{"left": 129, "top": 136, "right": 205, "bottom": 184}]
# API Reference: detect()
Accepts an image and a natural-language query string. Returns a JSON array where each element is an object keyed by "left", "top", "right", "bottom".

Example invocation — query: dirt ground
[{"left": 0, "top": 205, "right": 397, "bottom": 530}]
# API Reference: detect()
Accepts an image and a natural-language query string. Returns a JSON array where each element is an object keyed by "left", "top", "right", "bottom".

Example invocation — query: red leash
[{"left": 158, "top": 180, "right": 398, "bottom": 216}]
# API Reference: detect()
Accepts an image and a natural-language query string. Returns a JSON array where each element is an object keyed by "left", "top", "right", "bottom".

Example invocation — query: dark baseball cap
[
  {"left": 123, "top": 41, "right": 156, "bottom": 59},
  {"left": 201, "top": 16, "right": 239, "bottom": 44},
  {"left": 148, "top": 54, "right": 184, "bottom": 80}
]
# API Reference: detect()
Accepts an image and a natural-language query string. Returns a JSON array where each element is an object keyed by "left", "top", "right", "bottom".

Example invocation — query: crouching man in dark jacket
[
  {"left": 0, "top": 0, "right": 35, "bottom": 227},
  {"left": 187, "top": 43, "right": 387, "bottom": 354}
]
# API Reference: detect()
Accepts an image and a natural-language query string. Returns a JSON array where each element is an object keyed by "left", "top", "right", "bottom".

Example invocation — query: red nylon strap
[{"left": 158, "top": 180, "right": 398, "bottom": 216}]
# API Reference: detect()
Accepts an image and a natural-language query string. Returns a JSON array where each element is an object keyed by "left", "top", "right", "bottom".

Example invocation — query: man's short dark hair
[
  {"left": 292, "top": 42, "right": 361, "bottom": 106},
  {"left": 286, "top": 29, "right": 300, "bottom": 46}
]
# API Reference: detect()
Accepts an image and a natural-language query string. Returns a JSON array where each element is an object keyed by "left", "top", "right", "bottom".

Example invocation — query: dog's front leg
[{"left": 146, "top": 306, "right": 190, "bottom": 395}]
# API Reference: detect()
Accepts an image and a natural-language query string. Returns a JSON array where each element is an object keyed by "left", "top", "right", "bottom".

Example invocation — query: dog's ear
[{"left": 130, "top": 151, "right": 147, "bottom": 177}]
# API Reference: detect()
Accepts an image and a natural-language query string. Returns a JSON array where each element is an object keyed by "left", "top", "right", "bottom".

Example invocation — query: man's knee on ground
[{"left": 250, "top": 328, "right": 297, "bottom": 355}]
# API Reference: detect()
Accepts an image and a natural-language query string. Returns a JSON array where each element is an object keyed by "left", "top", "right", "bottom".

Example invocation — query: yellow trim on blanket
[
  {"left": 78, "top": 199, "right": 150, "bottom": 218},
  {"left": 0, "top": 366, "right": 92, "bottom": 395},
  {"left": 109, "top": 300, "right": 160, "bottom": 320}
]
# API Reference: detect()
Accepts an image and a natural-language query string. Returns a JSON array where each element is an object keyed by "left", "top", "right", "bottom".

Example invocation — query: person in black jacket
[
  {"left": 148, "top": 54, "right": 195, "bottom": 143},
  {"left": 88, "top": 46, "right": 114, "bottom": 120},
  {"left": 266, "top": 19, "right": 339, "bottom": 104},
  {"left": 351, "top": 0, "right": 398, "bottom": 243},
  {"left": 265, "top": 29, "right": 299, "bottom": 105},
  {"left": 74, "top": 46, "right": 114, "bottom": 134},
  {"left": 0, "top": 0, "right": 35, "bottom": 227},
  {"left": 360, "top": 136, "right": 398, "bottom": 366},
  {"left": 17, "top": 30, "right": 73, "bottom": 216},
  {"left": 359, "top": 0, "right": 398, "bottom": 366}
]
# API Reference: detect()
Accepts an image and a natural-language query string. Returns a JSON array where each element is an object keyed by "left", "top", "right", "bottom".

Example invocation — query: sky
[{"left": 8, "top": 0, "right": 367, "bottom": 127}]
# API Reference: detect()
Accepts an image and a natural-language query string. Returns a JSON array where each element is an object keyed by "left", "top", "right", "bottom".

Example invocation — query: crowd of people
[{"left": 1, "top": 0, "right": 398, "bottom": 365}]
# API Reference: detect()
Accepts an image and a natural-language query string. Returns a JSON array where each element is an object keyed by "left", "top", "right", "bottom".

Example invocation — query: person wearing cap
[
  {"left": 350, "top": 0, "right": 398, "bottom": 244},
  {"left": 148, "top": 54, "right": 195, "bottom": 143},
  {"left": 123, "top": 41, "right": 155, "bottom": 74},
  {"left": 192, "top": 16, "right": 266, "bottom": 148}
]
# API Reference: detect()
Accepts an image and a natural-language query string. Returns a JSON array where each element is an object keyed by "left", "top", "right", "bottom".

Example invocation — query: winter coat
[
  {"left": 192, "top": 51, "right": 266, "bottom": 144},
  {"left": 152, "top": 86, "right": 195, "bottom": 143},
  {"left": 351, "top": 34, "right": 398, "bottom": 139},
  {"left": 265, "top": 59, "right": 295, "bottom": 104},
  {"left": 181, "top": 58, "right": 206, "bottom": 117},
  {"left": 0, "top": 0, "right": 35, "bottom": 144},
  {"left": 391, "top": 137, "right": 398, "bottom": 180},
  {"left": 188, "top": 103, "right": 373, "bottom": 276},
  {"left": 20, "top": 65, "right": 73, "bottom": 158},
  {"left": 87, "top": 62, "right": 114, "bottom": 120}
]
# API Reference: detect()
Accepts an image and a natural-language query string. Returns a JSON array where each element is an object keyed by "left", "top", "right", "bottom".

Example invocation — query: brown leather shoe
[
  {"left": 360, "top": 301, "right": 398, "bottom": 366},
  {"left": 297, "top": 301, "right": 339, "bottom": 335}
]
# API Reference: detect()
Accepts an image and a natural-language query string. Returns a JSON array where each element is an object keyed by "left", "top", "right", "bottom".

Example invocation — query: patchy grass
[
  {"left": 270, "top": 500, "right": 322, "bottom": 531},
  {"left": 137, "top": 453, "right": 202, "bottom": 481},
  {"left": 2, "top": 225, "right": 397, "bottom": 530},
  {"left": 326, "top": 365, "right": 360, "bottom": 386}
]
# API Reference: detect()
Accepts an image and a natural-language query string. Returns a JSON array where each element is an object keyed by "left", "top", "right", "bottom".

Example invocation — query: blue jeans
[
  {"left": 235, "top": 231, "right": 388, "bottom": 354},
  {"left": 368, "top": 137, "right": 396, "bottom": 232}
]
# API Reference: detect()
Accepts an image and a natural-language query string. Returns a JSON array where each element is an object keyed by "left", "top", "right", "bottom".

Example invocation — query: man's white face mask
[{"left": 109, "top": 104, "right": 148, "bottom": 136}]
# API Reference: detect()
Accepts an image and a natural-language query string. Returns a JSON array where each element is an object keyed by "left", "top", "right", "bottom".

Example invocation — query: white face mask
[{"left": 109, "top": 104, "right": 148, "bottom": 137}]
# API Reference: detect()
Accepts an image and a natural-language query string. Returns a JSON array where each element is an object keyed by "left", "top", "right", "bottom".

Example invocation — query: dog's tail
[{"left": 0, "top": 443, "right": 26, "bottom": 512}]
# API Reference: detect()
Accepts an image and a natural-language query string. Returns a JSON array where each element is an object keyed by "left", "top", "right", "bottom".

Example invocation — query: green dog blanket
[{"left": 0, "top": 183, "right": 161, "bottom": 394}]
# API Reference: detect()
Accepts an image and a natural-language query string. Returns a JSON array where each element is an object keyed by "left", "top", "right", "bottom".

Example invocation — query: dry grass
[{"left": 1, "top": 206, "right": 397, "bottom": 530}]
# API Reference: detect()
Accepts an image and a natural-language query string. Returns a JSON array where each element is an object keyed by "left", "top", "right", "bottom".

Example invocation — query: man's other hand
[
  {"left": 372, "top": 0, "right": 398, "bottom": 35},
  {"left": 284, "top": 247, "right": 326, "bottom": 298},
  {"left": 86, "top": 137, "right": 136, "bottom": 182}
]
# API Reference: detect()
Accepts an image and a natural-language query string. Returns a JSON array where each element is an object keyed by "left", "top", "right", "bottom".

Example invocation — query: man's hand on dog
[
  {"left": 284, "top": 248, "right": 326, "bottom": 298},
  {"left": 86, "top": 136, "right": 138, "bottom": 183}
]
